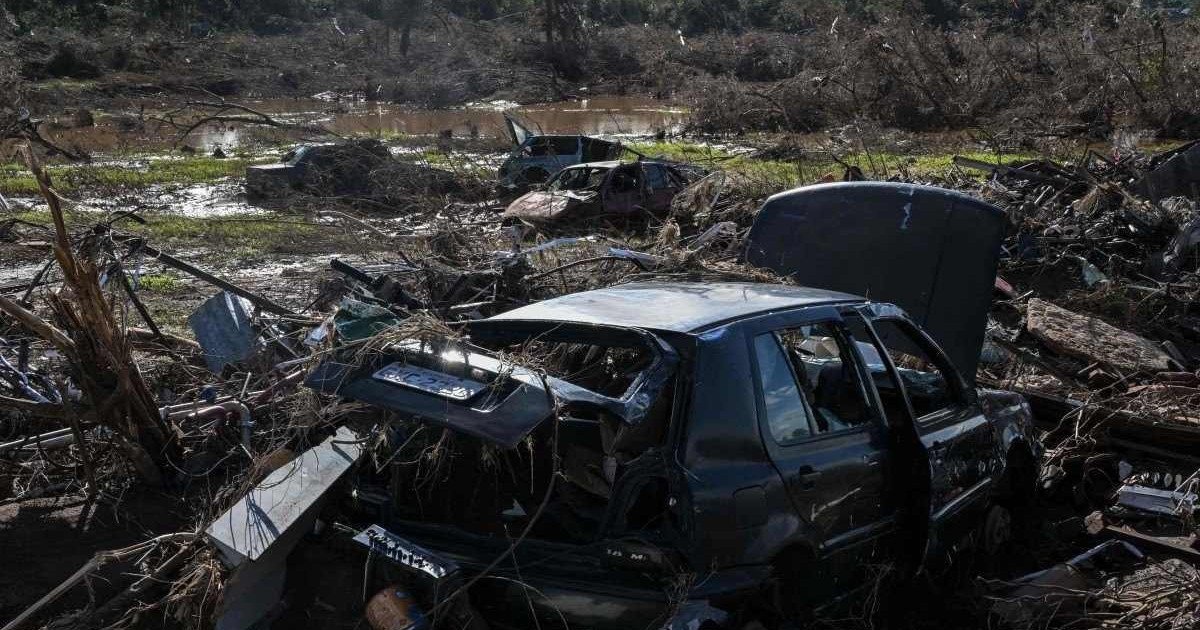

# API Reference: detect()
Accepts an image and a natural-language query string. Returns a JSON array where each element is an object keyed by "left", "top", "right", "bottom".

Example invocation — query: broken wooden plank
[
  {"left": 1026, "top": 298, "right": 1172, "bottom": 373},
  {"left": 0, "top": 294, "right": 77, "bottom": 356}
]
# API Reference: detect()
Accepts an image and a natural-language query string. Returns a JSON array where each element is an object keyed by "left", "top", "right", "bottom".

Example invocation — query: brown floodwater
[{"left": 44, "top": 95, "right": 690, "bottom": 154}]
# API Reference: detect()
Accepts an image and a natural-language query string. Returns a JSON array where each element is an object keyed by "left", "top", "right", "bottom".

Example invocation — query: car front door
[
  {"left": 746, "top": 308, "right": 896, "bottom": 601},
  {"left": 853, "top": 306, "right": 1003, "bottom": 569},
  {"left": 602, "top": 164, "right": 644, "bottom": 215}
]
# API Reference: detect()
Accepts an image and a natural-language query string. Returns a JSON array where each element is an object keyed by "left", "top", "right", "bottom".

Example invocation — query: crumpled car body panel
[{"left": 503, "top": 190, "right": 596, "bottom": 222}]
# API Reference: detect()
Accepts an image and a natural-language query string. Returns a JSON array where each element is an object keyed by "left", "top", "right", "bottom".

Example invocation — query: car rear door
[
  {"left": 745, "top": 307, "right": 897, "bottom": 598},
  {"left": 854, "top": 306, "right": 1003, "bottom": 568}
]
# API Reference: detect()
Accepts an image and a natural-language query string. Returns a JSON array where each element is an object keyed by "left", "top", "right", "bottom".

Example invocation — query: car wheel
[{"left": 981, "top": 504, "right": 1013, "bottom": 555}]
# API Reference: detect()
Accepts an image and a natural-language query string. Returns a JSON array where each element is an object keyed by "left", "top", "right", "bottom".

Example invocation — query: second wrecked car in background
[
  {"left": 497, "top": 114, "right": 627, "bottom": 191},
  {"left": 503, "top": 159, "right": 691, "bottom": 225}
]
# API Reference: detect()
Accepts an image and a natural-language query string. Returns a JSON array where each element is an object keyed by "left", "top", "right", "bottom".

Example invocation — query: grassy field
[{"left": 0, "top": 155, "right": 273, "bottom": 196}]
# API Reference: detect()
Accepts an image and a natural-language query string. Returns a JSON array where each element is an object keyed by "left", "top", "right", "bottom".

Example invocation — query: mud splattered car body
[{"left": 309, "top": 282, "right": 1040, "bottom": 629}]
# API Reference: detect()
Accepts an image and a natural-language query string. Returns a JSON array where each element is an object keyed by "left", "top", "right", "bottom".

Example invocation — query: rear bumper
[{"left": 354, "top": 521, "right": 762, "bottom": 629}]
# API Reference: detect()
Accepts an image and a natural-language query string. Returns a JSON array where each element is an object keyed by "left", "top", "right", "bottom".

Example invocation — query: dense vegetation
[
  {"left": 3, "top": 0, "right": 1196, "bottom": 32},
  {"left": 4, "top": 0, "right": 1200, "bottom": 138}
]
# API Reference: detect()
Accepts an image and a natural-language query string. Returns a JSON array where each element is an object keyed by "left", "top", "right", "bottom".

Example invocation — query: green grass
[
  {"left": 136, "top": 215, "right": 321, "bottom": 251},
  {"left": 136, "top": 273, "right": 184, "bottom": 293},
  {"left": 9, "top": 210, "right": 324, "bottom": 253},
  {"left": 29, "top": 78, "right": 99, "bottom": 93},
  {"left": 629, "top": 141, "right": 736, "bottom": 163},
  {"left": 630, "top": 140, "right": 1043, "bottom": 189},
  {"left": 0, "top": 156, "right": 272, "bottom": 196}
]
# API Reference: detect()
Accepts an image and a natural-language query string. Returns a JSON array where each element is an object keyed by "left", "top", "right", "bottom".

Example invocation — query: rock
[{"left": 1026, "top": 298, "right": 1172, "bottom": 373}]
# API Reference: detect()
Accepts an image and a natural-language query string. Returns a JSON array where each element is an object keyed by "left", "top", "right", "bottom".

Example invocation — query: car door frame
[
  {"left": 853, "top": 303, "right": 1003, "bottom": 568},
  {"left": 740, "top": 305, "right": 899, "bottom": 593}
]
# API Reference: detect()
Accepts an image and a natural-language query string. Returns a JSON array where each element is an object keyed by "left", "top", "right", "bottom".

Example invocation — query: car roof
[
  {"left": 563, "top": 159, "right": 675, "bottom": 171},
  {"left": 487, "top": 281, "right": 864, "bottom": 333},
  {"left": 563, "top": 160, "right": 622, "bottom": 169}
]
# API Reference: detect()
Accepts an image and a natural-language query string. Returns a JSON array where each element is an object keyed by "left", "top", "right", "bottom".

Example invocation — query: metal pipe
[
  {"left": 164, "top": 401, "right": 253, "bottom": 448},
  {"left": 0, "top": 428, "right": 76, "bottom": 454}
]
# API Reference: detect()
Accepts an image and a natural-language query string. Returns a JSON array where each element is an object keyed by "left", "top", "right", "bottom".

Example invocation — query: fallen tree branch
[
  {"left": 0, "top": 532, "right": 198, "bottom": 630},
  {"left": 0, "top": 294, "right": 77, "bottom": 356}
]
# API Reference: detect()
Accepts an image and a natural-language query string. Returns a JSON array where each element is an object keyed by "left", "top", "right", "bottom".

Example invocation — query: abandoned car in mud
[
  {"left": 307, "top": 280, "right": 1041, "bottom": 629},
  {"left": 503, "top": 159, "right": 689, "bottom": 225},
  {"left": 497, "top": 115, "right": 626, "bottom": 191}
]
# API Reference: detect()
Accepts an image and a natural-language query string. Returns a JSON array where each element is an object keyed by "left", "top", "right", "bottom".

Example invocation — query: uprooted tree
[{"left": 0, "top": 149, "right": 180, "bottom": 486}]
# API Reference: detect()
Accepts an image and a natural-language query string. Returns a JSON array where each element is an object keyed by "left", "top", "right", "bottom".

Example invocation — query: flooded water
[
  {"left": 0, "top": 95, "right": 691, "bottom": 221},
  {"left": 48, "top": 96, "right": 689, "bottom": 153}
]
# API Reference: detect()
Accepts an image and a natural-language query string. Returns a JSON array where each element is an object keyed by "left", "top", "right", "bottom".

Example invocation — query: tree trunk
[{"left": 544, "top": 0, "right": 557, "bottom": 45}]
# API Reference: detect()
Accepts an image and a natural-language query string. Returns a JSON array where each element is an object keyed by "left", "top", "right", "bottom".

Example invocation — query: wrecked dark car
[
  {"left": 497, "top": 114, "right": 626, "bottom": 191},
  {"left": 245, "top": 139, "right": 461, "bottom": 201},
  {"left": 503, "top": 159, "right": 689, "bottom": 225},
  {"left": 307, "top": 281, "right": 1041, "bottom": 629}
]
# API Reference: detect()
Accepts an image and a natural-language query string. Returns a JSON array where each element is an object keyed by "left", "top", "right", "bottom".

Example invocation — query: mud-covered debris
[{"left": 1026, "top": 298, "right": 1173, "bottom": 373}]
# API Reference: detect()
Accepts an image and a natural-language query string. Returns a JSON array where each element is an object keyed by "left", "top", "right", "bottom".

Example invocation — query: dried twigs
[{"left": 1, "top": 532, "right": 198, "bottom": 630}]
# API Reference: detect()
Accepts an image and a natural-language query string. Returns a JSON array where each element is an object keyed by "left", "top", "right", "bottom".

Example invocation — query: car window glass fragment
[{"left": 753, "top": 333, "right": 814, "bottom": 444}]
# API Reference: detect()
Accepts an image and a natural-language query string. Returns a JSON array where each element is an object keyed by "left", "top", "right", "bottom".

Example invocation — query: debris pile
[
  {"left": 951, "top": 143, "right": 1200, "bottom": 628},
  {"left": 4, "top": 133, "right": 1200, "bottom": 630}
]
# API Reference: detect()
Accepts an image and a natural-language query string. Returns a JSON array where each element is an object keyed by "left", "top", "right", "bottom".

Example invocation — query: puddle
[
  {"left": 142, "top": 181, "right": 262, "bottom": 218},
  {"left": 0, "top": 261, "right": 49, "bottom": 285},
  {"left": 46, "top": 96, "right": 690, "bottom": 153}
]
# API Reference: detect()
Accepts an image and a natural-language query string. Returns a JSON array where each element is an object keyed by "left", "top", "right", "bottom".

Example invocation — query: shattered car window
[
  {"left": 523, "top": 136, "right": 579, "bottom": 157},
  {"left": 754, "top": 333, "right": 814, "bottom": 443},
  {"left": 370, "top": 327, "right": 675, "bottom": 544},
  {"left": 547, "top": 166, "right": 609, "bottom": 192},
  {"left": 493, "top": 339, "right": 653, "bottom": 398},
  {"left": 772, "top": 324, "right": 872, "bottom": 434},
  {"left": 610, "top": 166, "right": 641, "bottom": 193}
]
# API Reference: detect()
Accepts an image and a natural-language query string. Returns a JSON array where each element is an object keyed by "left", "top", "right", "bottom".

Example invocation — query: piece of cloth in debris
[{"left": 332, "top": 298, "right": 401, "bottom": 342}]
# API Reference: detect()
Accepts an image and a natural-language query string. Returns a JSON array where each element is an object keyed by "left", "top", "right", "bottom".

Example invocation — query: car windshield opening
[{"left": 548, "top": 167, "right": 610, "bottom": 192}]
